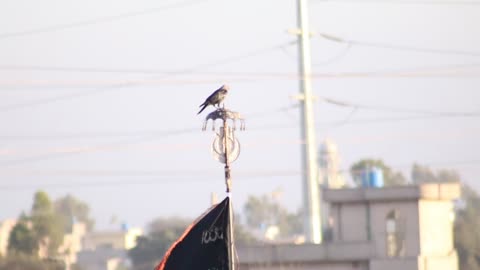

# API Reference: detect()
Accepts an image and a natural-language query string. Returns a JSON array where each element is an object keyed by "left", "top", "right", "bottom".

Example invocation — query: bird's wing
[{"left": 205, "top": 89, "right": 221, "bottom": 103}]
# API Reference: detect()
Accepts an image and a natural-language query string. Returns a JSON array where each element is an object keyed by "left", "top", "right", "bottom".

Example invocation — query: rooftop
[
  {"left": 238, "top": 242, "right": 373, "bottom": 265},
  {"left": 323, "top": 182, "right": 460, "bottom": 203}
]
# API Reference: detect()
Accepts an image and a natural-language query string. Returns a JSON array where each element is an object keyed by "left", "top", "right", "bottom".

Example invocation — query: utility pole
[{"left": 296, "top": 0, "right": 322, "bottom": 244}]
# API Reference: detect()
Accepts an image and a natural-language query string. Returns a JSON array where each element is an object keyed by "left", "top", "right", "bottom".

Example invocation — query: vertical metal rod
[
  {"left": 223, "top": 115, "right": 235, "bottom": 270},
  {"left": 297, "top": 0, "right": 322, "bottom": 244},
  {"left": 227, "top": 192, "right": 235, "bottom": 270},
  {"left": 223, "top": 116, "right": 231, "bottom": 193}
]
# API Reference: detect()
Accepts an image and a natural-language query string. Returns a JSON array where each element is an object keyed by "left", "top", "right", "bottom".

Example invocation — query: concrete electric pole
[{"left": 296, "top": 0, "right": 322, "bottom": 244}]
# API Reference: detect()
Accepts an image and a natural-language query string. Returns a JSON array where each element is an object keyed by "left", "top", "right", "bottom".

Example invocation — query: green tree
[
  {"left": 54, "top": 194, "right": 95, "bottom": 232},
  {"left": 454, "top": 185, "right": 480, "bottom": 270},
  {"left": 411, "top": 163, "right": 460, "bottom": 184},
  {"left": 30, "top": 191, "right": 64, "bottom": 256},
  {"left": 0, "top": 254, "right": 45, "bottom": 270},
  {"left": 234, "top": 222, "right": 259, "bottom": 246},
  {"left": 8, "top": 223, "right": 38, "bottom": 256},
  {"left": 243, "top": 194, "right": 302, "bottom": 237},
  {"left": 31, "top": 191, "right": 53, "bottom": 215},
  {"left": 0, "top": 254, "right": 63, "bottom": 270},
  {"left": 350, "top": 159, "right": 406, "bottom": 186},
  {"left": 129, "top": 217, "right": 190, "bottom": 270}
]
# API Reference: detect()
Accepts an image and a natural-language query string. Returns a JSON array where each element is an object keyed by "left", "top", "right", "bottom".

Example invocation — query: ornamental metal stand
[{"left": 202, "top": 107, "right": 245, "bottom": 270}]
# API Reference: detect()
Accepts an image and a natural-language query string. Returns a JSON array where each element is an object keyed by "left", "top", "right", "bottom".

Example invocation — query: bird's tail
[{"left": 197, "top": 104, "right": 208, "bottom": 115}]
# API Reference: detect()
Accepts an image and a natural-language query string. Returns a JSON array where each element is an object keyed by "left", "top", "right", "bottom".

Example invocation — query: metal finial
[{"left": 202, "top": 108, "right": 246, "bottom": 132}]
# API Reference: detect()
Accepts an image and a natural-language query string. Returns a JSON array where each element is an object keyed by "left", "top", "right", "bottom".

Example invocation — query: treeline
[
  {"left": 3, "top": 160, "right": 480, "bottom": 270},
  {"left": 1, "top": 191, "right": 93, "bottom": 270}
]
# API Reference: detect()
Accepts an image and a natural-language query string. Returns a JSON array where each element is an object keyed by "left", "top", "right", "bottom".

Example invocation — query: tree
[
  {"left": 234, "top": 222, "right": 258, "bottom": 246},
  {"left": 454, "top": 185, "right": 480, "bottom": 270},
  {"left": 243, "top": 194, "right": 302, "bottom": 238},
  {"left": 0, "top": 254, "right": 45, "bottom": 270},
  {"left": 350, "top": 159, "right": 406, "bottom": 186},
  {"left": 31, "top": 192, "right": 53, "bottom": 215},
  {"left": 8, "top": 223, "right": 38, "bottom": 256},
  {"left": 29, "top": 191, "right": 64, "bottom": 256},
  {"left": 0, "top": 254, "right": 63, "bottom": 270},
  {"left": 411, "top": 163, "right": 437, "bottom": 183},
  {"left": 129, "top": 217, "right": 190, "bottom": 270},
  {"left": 54, "top": 194, "right": 95, "bottom": 232},
  {"left": 411, "top": 163, "right": 460, "bottom": 184}
]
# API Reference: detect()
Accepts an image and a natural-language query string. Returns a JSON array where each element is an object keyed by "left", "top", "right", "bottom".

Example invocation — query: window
[{"left": 386, "top": 210, "right": 405, "bottom": 257}]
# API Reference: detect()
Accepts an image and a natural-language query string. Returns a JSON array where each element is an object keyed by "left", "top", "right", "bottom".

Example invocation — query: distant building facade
[
  {"left": 77, "top": 227, "right": 142, "bottom": 270},
  {"left": 82, "top": 227, "right": 142, "bottom": 251},
  {"left": 0, "top": 219, "right": 16, "bottom": 256},
  {"left": 77, "top": 249, "right": 128, "bottom": 270},
  {"left": 58, "top": 222, "right": 87, "bottom": 269},
  {"left": 318, "top": 139, "right": 345, "bottom": 189},
  {"left": 238, "top": 182, "right": 460, "bottom": 270}
]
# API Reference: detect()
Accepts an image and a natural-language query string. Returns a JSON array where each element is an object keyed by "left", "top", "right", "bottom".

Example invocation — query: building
[
  {"left": 82, "top": 227, "right": 143, "bottom": 251},
  {"left": 58, "top": 222, "right": 87, "bottom": 269},
  {"left": 77, "top": 249, "right": 128, "bottom": 270},
  {"left": 77, "top": 227, "right": 142, "bottom": 270},
  {"left": 238, "top": 182, "right": 460, "bottom": 270},
  {"left": 0, "top": 219, "right": 16, "bottom": 256},
  {"left": 318, "top": 139, "right": 345, "bottom": 189}
]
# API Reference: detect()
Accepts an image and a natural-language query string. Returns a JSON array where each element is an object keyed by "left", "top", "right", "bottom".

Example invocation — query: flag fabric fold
[{"left": 155, "top": 197, "right": 231, "bottom": 270}]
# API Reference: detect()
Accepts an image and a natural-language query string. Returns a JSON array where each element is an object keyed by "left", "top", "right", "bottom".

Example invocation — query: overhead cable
[
  {"left": 320, "top": 96, "right": 480, "bottom": 116},
  {"left": 0, "top": 0, "right": 211, "bottom": 40},
  {"left": 318, "top": 32, "right": 480, "bottom": 57},
  {"left": 316, "top": 0, "right": 480, "bottom": 5}
]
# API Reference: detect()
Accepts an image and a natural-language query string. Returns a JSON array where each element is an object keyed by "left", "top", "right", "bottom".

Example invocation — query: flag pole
[
  {"left": 222, "top": 112, "right": 235, "bottom": 270},
  {"left": 202, "top": 93, "right": 244, "bottom": 270}
]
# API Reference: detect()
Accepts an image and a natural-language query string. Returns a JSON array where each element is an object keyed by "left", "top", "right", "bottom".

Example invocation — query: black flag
[{"left": 155, "top": 197, "right": 231, "bottom": 270}]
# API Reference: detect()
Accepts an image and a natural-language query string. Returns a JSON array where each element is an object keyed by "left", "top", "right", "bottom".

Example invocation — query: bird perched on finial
[{"left": 197, "top": 84, "right": 229, "bottom": 115}]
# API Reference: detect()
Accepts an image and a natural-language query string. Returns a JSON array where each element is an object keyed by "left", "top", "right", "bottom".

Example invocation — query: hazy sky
[{"left": 0, "top": 0, "right": 479, "bottom": 230}]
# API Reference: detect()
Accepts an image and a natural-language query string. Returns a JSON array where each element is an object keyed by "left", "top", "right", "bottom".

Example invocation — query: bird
[{"left": 197, "top": 85, "right": 229, "bottom": 115}]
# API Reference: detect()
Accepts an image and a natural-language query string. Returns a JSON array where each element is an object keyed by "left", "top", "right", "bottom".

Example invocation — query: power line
[
  {"left": 0, "top": 114, "right": 478, "bottom": 167},
  {"left": 319, "top": 96, "right": 480, "bottom": 116},
  {"left": 1, "top": 62, "right": 480, "bottom": 91},
  {"left": 0, "top": 171, "right": 300, "bottom": 191},
  {"left": 323, "top": 113, "right": 480, "bottom": 125},
  {"left": 0, "top": 125, "right": 476, "bottom": 159},
  {"left": 0, "top": 106, "right": 477, "bottom": 142},
  {"left": 0, "top": 85, "right": 129, "bottom": 112},
  {"left": 0, "top": 40, "right": 296, "bottom": 111},
  {"left": 1, "top": 159, "right": 478, "bottom": 179},
  {"left": 0, "top": 127, "right": 198, "bottom": 167},
  {"left": 0, "top": 42, "right": 296, "bottom": 76},
  {"left": 312, "top": 43, "right": 353, "bottom": 66},
  {"left": 0, "top": 0, "right": 212, "bottom": 40},
  {"left": 318, "top": 32, "right": 480, "bottom": 57},
  {"left": 249, "top": 113, "right": 480, "bottom": 132},
  {"left": 316, "top": 0, "right": 480, "bottom": 5},
  {"left": 0, "top": 169, "right": 301, "bottom": 178},
  {"left": 0, "top": 65, "right": 172, "bottom": 75},
  {"left": 0, "top": 129, "right": 187, "bottom": 140},
  {"left": 0, "top": 159, "right": 478, "bottom": 191},
  {"left": 0, "top": 104, "right": 298, "bottom": 141}
]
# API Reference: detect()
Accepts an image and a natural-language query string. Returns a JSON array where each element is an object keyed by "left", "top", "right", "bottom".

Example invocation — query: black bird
[{"left": 197, "top": 85, "right": 229, "bottom": 115}]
